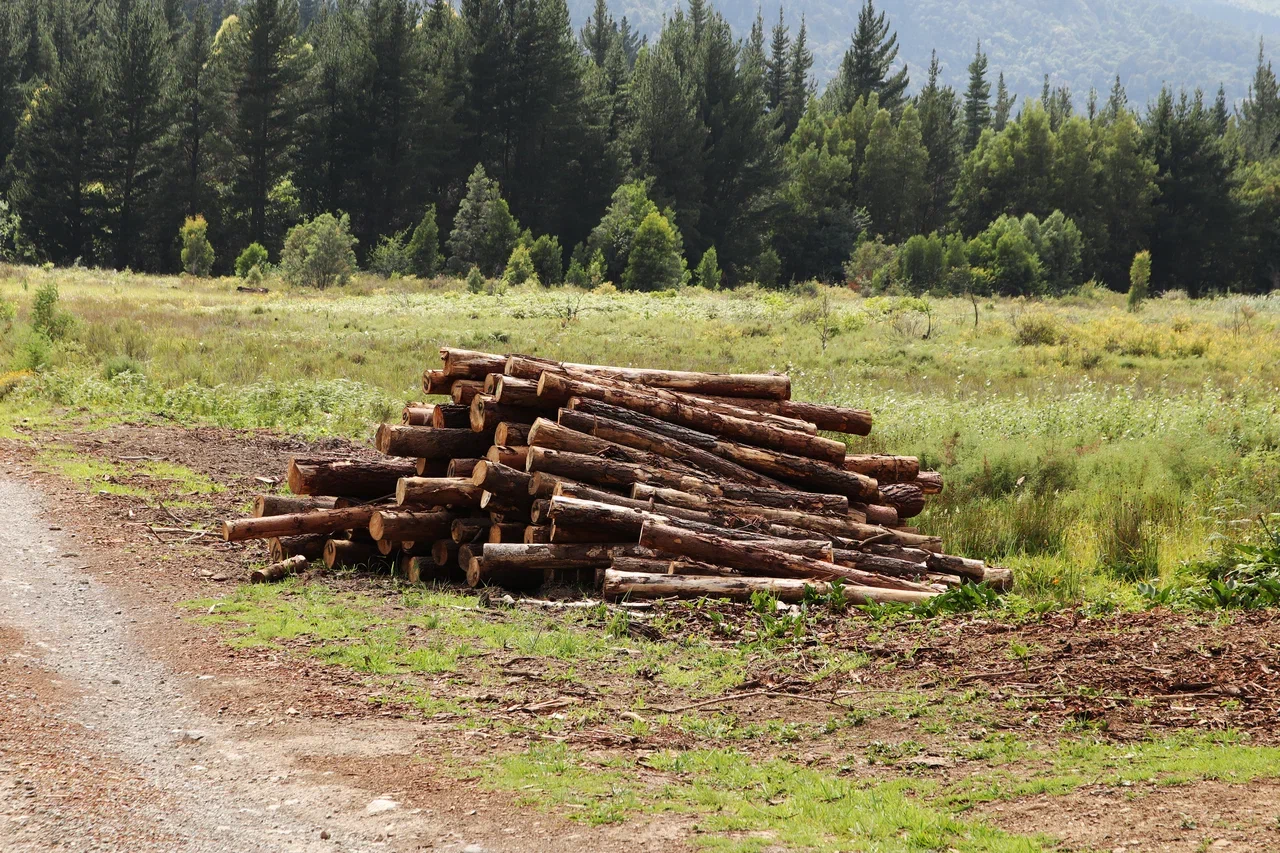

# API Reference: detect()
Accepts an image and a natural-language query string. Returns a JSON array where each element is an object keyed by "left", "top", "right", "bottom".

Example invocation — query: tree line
[{"left": 0, "top": 0, "right": 1277, "bottom": 295}]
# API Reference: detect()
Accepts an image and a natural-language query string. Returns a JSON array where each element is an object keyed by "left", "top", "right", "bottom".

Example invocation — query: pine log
[
  {"left": 451, "top": 517, "right": 493, "bottom": 543},
  {"left": 376, "top": 537, "right": 398, "bottom": 556},
  {"left": 924, "top": 552, "right": 987, "bottom": 582},
  {"left": 541, "top": 373, "right": 843, "bottom": 462},
  {"left": 503, "top": 353, "right": 791, "bottom": 400},
  {"left": 441, "top": 346, "right": 509, "bottom": 379},
  {"left": 249, "top": 555, "right": 308, "bottom": 583},
  {"left": 422, "top": 369, "right": 450, "bottom": 396},
  {"left": 488, "top": 374, "right": 546, "bottom": 408},
  {"left": 852, "top": 503, "right": 899, "bottom": 527},
  {"left": 416, "top": 458, "right": 451, "bottom": 477},
  {"left": 396, "top": 477, "right": 483, "bottom": 508},
  {"left": 832, "top": 550, "right": 934, "bottom": 580},
  {"left": 610, "top": 555, "right": 740, "bottom": 577},
  {"left": 470, "top": 394, "right": 540, "bottom": 432},
  {"left": 403, "top": 403, "right": 433, "bottom": 426},
  {"left": 526, "top": 446, "right": 687, "bottom": 491},
  {"left": 878, "top": 483, "right": 927, "bottom": 519},
  {"left": 470, "top": 459, "right": 533, "bottom": 500},
  {"left": 637, "top": 521, "right": 934, "bottom": 592},
  {"left": 253, "top": 494, "right": 339, "bottom": 517},
  {"left": 287, "top": 457, "right": 416, "bottom": 499},
  {"left": 409, "top": 555, "right": 465, "bottom": 584},
  {"left": 480, "top": 490, "right": 530, "bottom": 513},
  {"left": 458, "top": 544, "right": 479, "bottom": 572},
  {"left": 480, "top": 543, "right": 657, "bottom": 574},
  {"left": 450, "top": 379, "right": 486, "bottom": 405},
  {"left": 700, "top": 398, "right": 873, "bottom": 436},
  {"left": 369, "top": 509, "right": 455, "bottom": 542},
  {"left": 487, "top": 522, "right": 527, "bottom": 543},
  {"left": 672, "top": 478, "right": 850, "bottom": 513},
  {"left": 323, "top": 539, "right": 387, "bottom": 571},
  {"left": 494, "top": 422, "right": 531, "bottom": 445},
  {"left": 844, "top": 455, "right": 920, "bottom": 483},
  {"left": 558, "top": 406, "right": 785, "bottom": 488},
  {"left": 447, "top": 458, "right": 482, "bottom": 478},
  {"left": 526, "top": 419, "right": 702, "bottom": 479},
  {"left": 431, "top": 539, "right": 459, "bottom": 567},
  {"left": 627, "top": 483, "right": 879, "bottom": 540},
  {"left": 375, "top": 425, "right": 492, "bottom": 459},
  {"left": 917, "top": 471, "right": 944, "bottom": 495},
  {"left": 602, "top": 570, "right": 935, "bottom": 605},
  {"left": 486, "top": 445, "right": 529, "bottom": 469},
  {"left": 268, "top": 534, "right": 335, "bottom": 562},
  {"left": 528, "top": 470, "right": 576, "bottom": 498},
  {"left": 223, "top": 506, "right": 378, "bottom": 542},
  {"left": 553, "top": 481, "right": 718, "bottom": 525},
  {"left": 982, "top": 566, "right": 1014, "bottom": 591},
  {"left": 431, "top": 404, "right": 472, "bottom": 429},
  {"left": 523, "top": 525, "right": 552, "bottom": 544},
  {"left": 864, "top": 543, "right": 932, "bottom": 563}
]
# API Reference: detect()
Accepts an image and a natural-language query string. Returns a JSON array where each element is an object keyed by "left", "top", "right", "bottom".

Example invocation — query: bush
[
  {"left": 622, "top": 212, "right": 684, "bottom": 292},
  {"left": 369, "top": 231, "right": 411, "bottom": 278},
  {"left": 103, "top": 354, "right": 144, "bottom": 380},
  {"left": 0, "top": 298, "right": 16, "bottom": 333},
  {"left": 31, "top": 282, "right": 72, "bottom": 340},
  {"left": 446, "top": 164, "right": 519, "bottom": 276},
  {"left": 588, "top": 180, "right": 659, "bottom": 281},
  {"left": 565, "top": 259, "right": 589, "bottom": 289},
  {"left": 694, "top": 246, "right": 722, "bottom": 289},
  {"left": 1012, "top": 310, "right": 1065, "bottom": 346},
  {"left": 751, "top": 247, "right": 782, "bottom": 289},
  {"left": 503, "top": 244, "right": 538, "bottom": 286},
  {"left": 406, "top": 205, "right": 442, "bottom": 277},
  {"left": 898, "top": 233, "right": 944, "bottom": 293},
  {"left": 245, "top": 264, "right": 264, "bottom": 286},
  {"left": 0, "top": 198, "right": 23, "bottom": 261},
  {"left": 280, "top": 213, "right": 358, "bottom": 289},
  {"left": 1033, "top": 211, "right": 1084, "bottom": 295},
  {"left": 844, "top": 237, "right": 896, "bottom": 290},
  {"left": 179, "top": 216, "right": 214, "bottom": 277},
  {"left": 466, "top": 265, "right": 485, "bottom": 294},
  {"left": 527, "top": 234, "right": 563, "bottom": 285},
  {"left": 1129, "top": 250, "right": 1151, "bottom": 311},
  {"left": 236, "top": 243, "right": 269, "bottom": 278}
]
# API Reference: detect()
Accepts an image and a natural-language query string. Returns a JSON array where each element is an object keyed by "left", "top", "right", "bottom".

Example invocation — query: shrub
[
  {"left": 503, "top": 244, "right": 538, "bottom": 286},
  {"left": 1129, "top": 250, "right": 1151, "bottom": 311},
  {"left": 31, "top": 282, "right": 72, "bottom": 340},
  {"left": 236, "top": 242, "right": 269, "bottom": 278},
  {"left": 751, "top": 247, "right": 781, "bottom": 288},
  {"left": 280, "top": 213, "right": 358, "bottom": 289},
  {"left": 527, "top": 234, "right": 563, "bottom": 285},
  {"left": 694, "top": 246, "right": 722, "bottom": 289},
  {"left": 588, "top": 180, "right": 659, "bottom": 281},
  {"left": 969, "top": 216, "right": 1042, "bottom": 295},
  {"left": 1012, "top": 310, "right": 1064, "bottom": 346},
  {"left": 369, "top": 231, "right": 411, "bottom": 278},
  {"left": 844, "top": 237, "right": 896, "bottom": 290},
  {"left": 565, "top": 259, "right": 589, "bottom": 289},
  {"left": 623, "top": 212, "right": 684, "bottom": 292},
  {"left": 898, "top": 233, "right": 944, "bottom": 293},
  {"left": 103, "top": 354, "right": 144, "bottom": 380},
  {"left": 245, "top": 264, "right": 264, "bottom": 286},
  {"left": 466, "top": 265, "right": 485, "bottom": 294},
  {"left": 406, "top": 205, "right": 442, "bottom": 277},
  {"left": 446, "top": 164, "right": 519, "bottom": 276},
  {"left": 179, "top": 216, "right": 214, "bottom": 277},
  {"left": 1033, "top": 211, "right": 1084, "bottom": 295},
  {"left": 0, "top": 298, "right": 16, "bottom": 332}
]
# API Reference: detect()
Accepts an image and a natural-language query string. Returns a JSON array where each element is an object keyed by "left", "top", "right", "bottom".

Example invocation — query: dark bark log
[
  {"left": 287, "top": 457, "right": 416, "bottom": 499},
  {"left": 832, "top": 550, "right": 933, "bottom": 580},
  {"left": 223, "top": 506, "right": 378, "bottom": 542},
  {"left": 610, "top": 555, "right": 740, "bottom": 577},
  {"left": 375, "top": 425, "right": 492, "bottom": 460},
  {"left": 447, "top": 458, "right": 481, "bottom": 479},
  {"left": 844, "top": 455, "right": 920, "bottom": 483},
  {"left": 916, "top": 471, "right": 944, "bottom": 495},
  {"left": 494, "top": 422, "right": 531, "bottom": 446},
  {"left": 523, "top": 525, "right": 552, "bottom": 544},
  {"left": 528, "top": 471, "right": 576, "bottom": 498},
  {"left": 480, "top": 543, "right": 657, "bottom": 573},
  {"left": 627, "top": 483, "right": 881, "bottom": 540},
  {"left": 416, "top": 458, "right": 451, "bottom": 477},
  {"left": 488, "top": 375, "right": 546, "bottom": 408},
  {"left": 431, "top": 539, "right": 459, "bottom": 567},
  {"left": 602, "top": 570, "right": 934, "bottom": 604},
  {"left": 395, "top": 477, "right": 483, "bottom": 508},
  {"left": 700, "top": 398, "right": 873, "bottom": 436},
  {"left": 409, "top": 555, "right": 465, "bottom": 584},
  {"left": 451, "top": 517, "right": 493, "bottom": 544},
  {"left": 878, "top": 483, "right": 927, "bottom": 520},
  {"left": 504, "top": 354, "right": 791, "bottom": 400},
  {"left": 431, "top": 404, "right": 472, "bottom": 429},
  {"left": 376, "top": 538, "right": 399, "bottom": 556},
  {"left": 369, "top": 509, "right": 455, "bottom": 542},
  {"left": 249, "top": 555, "right": 307, "bottom": 583},
  {"left": 471, "top": 460, "right": 532, "bottom": 500},
  {"left": 487, "top": 523, "right": 528, "bottom": 544},
  {"left": 253, "top": 494, "right": 338, "bottom": 517},
  {"left": 323, "top": 539, "right": 389, "bottom": 571},
  {"left": 526, "top": 446, "right": 687, "bottom": 491},
  {"left": 470, "top": 395, "right": 539, "bottom": 433},
  {"left": 268, "top": 534, "right": 336, "bottom": 562},
  {"left": 526, "top": 419, "right": 702, "bottom": 479},
  {"left": 422, "top": 369, "right": 450, "bottom": 396},
  {"left": 852, "top": 503, "right": 899, "bottom": 527},
  {"left": 924, "top": 552, "right": 987, "bottom": 582}
]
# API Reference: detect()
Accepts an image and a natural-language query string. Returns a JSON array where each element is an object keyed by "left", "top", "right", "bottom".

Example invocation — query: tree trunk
[
  {"left": 447, "top": 458, "right": 482, "bottom": 479},
  {"left": 450, "top": 379, "right": 486, "bottom": 405},
  {"left": 416, "top": 458, "right": 451, "bottom": 477},
  {"left": 486, "top": 445, "right": 528, "bottom": 470},
  {"left": 395, "top": 477, "right": 484, "bottom": 508},
  {"left": 431, "top": 539, "right": 459, "bottom": 567},
  {"left": 470, "top": 395, "right": 539, "bottom": 433},
  {"left": 430, "top": 404, "right": 472, "bottom": 429},
  {"left": 269, "top": 534, "right": 336, "bottom": 562},
  {"left": 249, "top": 555, "right": 307, "bottom": 583},
  {"left": 924, "top": 552, "right": 987, "bottom": 582},
  {"left": 422, "top": 369, "right": 450, "bottom": 395},
  {"left": 323, "top": 539, "right": 388, "bottom": 570},
  {"left": 375, "top": 425, "right": 492, "bottom": 459},
  {"left": 451, "top": 517, "right": 493, "bottom": 543},
  {"left": 253, "top": 494, "right": 338, "bottom": 517},
  {"left": 403, "top": 404, "right": 433, "bottom": 426},
  {"left": 553, "top": 480, "right": 718, "bottom": 525},
  {"left": 369, "top": 509, "right": 456, "bottom": 542},
  {"left": 480, "top": 542, "right": 657, "bottom": 574},
  {"left": 702, "top": 398, "right": 873, "bottom": 436},
  {"left": 287, "top": 457, "right": 416, "bottom": 498},
  {"left": 917, "top": 471, "right": 944, "bottom": 495},
  {"left": 877, "top": 483, "right": 926, "bottom": 519},
  {"left": 494, "top": 422, "right": 531, "bottom": 445},
  {"left": 528, "top": 471, "right": 577, "bottom": 498},
  {"left": 627, "top": 483, "right": 882, "bottom": 540},
  {"left": 526, "top": 419, "right": 702, "bottom": 479},
  {"left": 852, "top": 503, "right": 899, "bottom": 526},
  {"left": 487, "top": 522, "right": 528, "bottom": 543},
  {"left": 610, "top": 555, "right": 740, "bottom": 577},
  {"left": 602, "top": 570, "right": 935, "bottom": 604},
  {"left": 223, "top": 506, "right": 379, "bottom": 542},
  {"left": 526, "top": 446, "right": 688, "bottom": 491},
  {"left": 409, "top": 555, "right": 465, "bottom": 584},
  {"left": 471, "top": 460, "right": 533, "bottom": 500},
  {"left": 504, "top": 353, "right": 791, "bottom": 400},
  {"left": 489, "top": 375, "right": 545, "bottom": 408},
  {"left": 441, "top": 347, "right": 508, "bottom": 379},
  {"left": 843, "top": 455, "right": 920, "bottom": 483}
]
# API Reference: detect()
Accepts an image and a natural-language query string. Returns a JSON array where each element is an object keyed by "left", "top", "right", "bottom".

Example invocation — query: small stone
[
  {"left": 320, "top": 830, "right": 330, "bottom": 840},
  {"left": 365, "top": 798, "right": 399, "bottom": 815},
  {"left": 463, "top": 845, "right": 488, "bottom": 853},
  {"left": 110, "top": 679, "right": 121, "bottom": 685}
]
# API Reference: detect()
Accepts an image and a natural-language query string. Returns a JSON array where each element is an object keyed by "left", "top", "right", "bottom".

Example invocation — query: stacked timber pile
[{"left": 222, "top": 348, "right": 1011, "bottom": 604}]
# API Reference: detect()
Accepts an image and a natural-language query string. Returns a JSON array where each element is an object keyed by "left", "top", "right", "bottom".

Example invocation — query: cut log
[
  {"left": 480, "top": 490, "right": 530, "bottom": 513},
  {"left": 249, "top": 555, "right": 308, "bottom": 583},
  {"left": 451, "top": 517, "right": 493, "bottom": 543},
  {"left": 415, "top": 458, "right": 448, "bottom": 477},
  {"left": 253, "top": 494, "right": 338, "bottom": 517},
  {"left": 832, "top": 550, "right": 933, "bottom": 580},
  {"left": 552, "top": 481, "right": 718, "bottom": 525},
  {"left": 504, "top": 354, "right": 791, "bottom": 400},
  {"left": 480, "top": 543, "right": 657, "bottom": 574},
  {"left": 703, "top": 398, "right": 873, "bottom": 436},
  {"left": 369, "top": 509, "right": 455, "bottom": 542},
  {"left": 526, "top": 419, "right": 702, "bottom": 479},
  {"left": 422, "top": 369, "right": 450, "bottom": 396},
  {"left": 323, "top": 539, "right": 387, "bottom": 571},
  {"left": 268, "top": 534, "right": 335, "bottom": 562},
  {"left": 430, "top": 404, "right": 472, "bottom": 429},
  {"left": 917, "top": 471, "right": 944, "bottom": 495},
  {"left": 541, "top": 373, "right": 843, "bottom": 462},
  {"left": 852, "top": 503, "right": 899, "bottom": 527},
  {"left": 487, "top": 522, "right": 527, "bottom": 543},
  {"left": 403, "top": 403, "right": 433, "bottom": 426},
  {"left": 878, "top": 483, "right": 927, "bottom": 520},
  {"left": 924, "top": 552, "right": 987, "bottom": 582},
  {"left": 223, "top": 506, "right": 378, "bottom": 542},
  {"left": 627, "top": 483, "right": 877, "bottom": 540},
  {"left": 450, "top": 379, "right": 486, "bottom": 405},
  {"left": 526, "top": 446, "right": 685, "bottom": 491},
  {"left": 610, "top": 555, "right": 740, "bottom": 577},
  {"left": 982, "top": 565, "right": 1014, "bottom": 591},
  {"left": 470, "top": 460, "right": 533, "bottom": 502},
  {"left": 637, "top": 521, "right": 933, "bottom": 592},
  {"left": 442, "top": 347, "right": 509, "bottom": 379},
  {"left": 485, "top": 445, "right": 528, "bottom": 470},
  {"left": 558, "top": 406, "right": 785, "bottom": 488},
  {"left": 395, "top": 477, "right": 483, "bottom": 508},
  {"left": 494, "top": 422, "right": 531, "bottom": 446},
  {"left": 523, "top": 525, "right": 552, "bottom": 544},
  {"left": 470, "top": 395, "right": 540, "bottom": 433},
  {"left": 602, "top": 570, "right": 934, "bottom": 605},
  {"left": 488, "top": 375, "right": 545, "bottom": 408},
  {"left": 844, "top": 455, "right": 920, "bottom": 483},
  {"left": 528, "top": 470, "right": 576, "bottom": 498},
  {"left": 376, "top": 537, "right": 398, "bottom": 556},
  {"left": 431, "top": 539, "right": 459, "bottom": 567},
  {"left": 447, "top": 458, "right": 481, "bottom": 479},
  {"left": 375, "top": 425, "right": 492, "bottom": 460},
  {"left": 287, "top": 457, "right": 416, "bottom": 499}
]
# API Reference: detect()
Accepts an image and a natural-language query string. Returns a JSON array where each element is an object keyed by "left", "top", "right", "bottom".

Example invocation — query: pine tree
[
  {"left": 407, "top": 204, "right": 442, "bottom": 277},
  {"left": 830, "top": 0, "right": 908, "bottom": 113},
  {"left": 617, "top": 16, "right": 643, "bottom": 68},
  {"left": 993, "top": 71, "right": 1015, "bottom": 131},
  {"left": 623, "top": 210, "right": 683, "bottom": 291},
  {"left": 446, "top": 163, "right": 520, "bottom": 276},
  {"left": 16, "top": 0, "right": 55, "bottom": 85},
  {"left": 917, "top": 51, "right": 961, "bottom": 232},
  {"left": 1243, "top": 41, "right": 1280, "bottom": 160},
  {"left": 1102, "top": 74, "right": 1128, "bottom": 123},
  {"left": 743, "top": 9, "right": 765, "bottom": 82},
  {"left": 1212, "top": 84, "right": 1229, "bottom": 136},
  {"left": 0, "top": 6, "right": 24, "bottom": 171},
  {"left": 765, "top": 7, "right": 789, "bottom": 114},
  {"left": 580, "top": 0, "right": 614, "bottom": 68},
  {"left": 780, "top": 15, "right": 812, "bottom": 136},
  {"left": 962, "top": 43, "right": 990, "bottom": 152}
]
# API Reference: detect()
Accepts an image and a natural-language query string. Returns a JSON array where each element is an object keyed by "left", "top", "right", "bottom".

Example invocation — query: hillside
[{"left": 570, "top": 0, "right": 1280, "bottom": 108}]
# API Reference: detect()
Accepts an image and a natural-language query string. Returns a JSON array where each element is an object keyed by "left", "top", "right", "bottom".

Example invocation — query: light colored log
[
  {"left": 249, "top": 555, "right": 308, "bottom": 583},
  {"left": 369, "top": 509, "right": 455, "bottom": 542},
  {"left": 504, "top": 354, "right": 791, "bottom": 400},
  {"left": 223, "top": 506, "right": 378, "bottom": 542},
  {"left": 602, "top": 570, "right": 935, "bottom": 604},
  {"left": 395, "top": 477, "right": 483, "bottom": 508},
  {"left": 287, "top": 457, "right": 416, "bottom": 499},
  {"left": 253, "top": 494, "right": 338, "bottom": 517}
]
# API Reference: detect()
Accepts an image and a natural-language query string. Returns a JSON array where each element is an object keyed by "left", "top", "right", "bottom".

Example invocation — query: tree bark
[
  {"left": 487, "top": 522, "right": 528, "bottom": 543},
  {"left": 924, "top": 552, "right": 987, "bottom": 582},
  {"left": 470, "top": 395, "right": 539, "bottom": 432},
  {"left": 488, "top": 374, "right": 546, "bottom": 408},
  {"left": 447, "top": 458, "right": 481, "bottom": 479},
  {"left": 450, "top": 379, "right": 486, "bottom": 405},
  {"left": 485, "top": 445, "right": 528, "bottom": 470},
  {"left": 878, "top": 483, "right": 927, "bottom": 519},
  {"left": 431, "top": 404, "right": 472, "bottom": 429},
  {"left": 323, "top": 539, "right": 388, "bottom": 570},
  {"left": 369, "top": 509, "right": 456, "bottom": 542},
  {"left": 451, "top": 517, "right": 493, "bottom": 543},
  {"left": 375, "top": 425, "right": 492, "bottom": 460},
  {"left": 395, "top": 477, "right": 484, "bottom": 508},
  {"left": 701, "top": 398, "right": 873, "bottom": 436},
  {"left": 287, "top": 457, "right": 416, "bottom": 499},
  {"left": 528, "top": 470, "right": 577, "bottom": 498},
  {"left": 602, "top": 570, "right": 935, "bottom": 604},
  {"left": 422, "top": 369, "right": 450, "bottom": 396},
  {"left": 480, "top": 543, "right": 657, "bottom": 573},
  {"left": 403, "top": 404, "right": 433, "bottom": 426},
  {"left": 917, "top": 471, "right": 944, "bottom": 495},
  {"left": 408, "top": 555, "right": 466, "bottom": 584},
  {"left": 431, "top": 539, "right": 459, "bottom": 567},
  {"left": 526, "top": 446, "right": 687, "bottom": 491},
  {"left": 610, "top": 555, "right": 740, "bottom": 577},
  {"left": 494, "top": 422, "right": 531, "bottom": 446},
  {"left": 504, "top": 353, "right": 791, "bottom": 400},
  {"left": 526, "top": 419, "right": 702, "bottom": 479},
  {"left": 249, "top": 555, "right": 307, "bottom": 583},
  {"left": 471, "top": 460, "right": 533, "bottom": 500},
  {"left": 268, "top": 534, "right": 336, "bottom": 562},
  {"left": 416, "top": 458, "right": 451, "bottom": 477},
  {"left": 627, "top": 483, "right": 883, "bottom": 540},
  {"left": 253, "top": 494, "right": 338, "bottom": 517},
  {"left": 852, "top": 503, "right": 899, "bottom": 526},
  {"left": 223, "top": 506, "right": 379, "bottom": 542},
  {"left": 441, "top": 347, "right": 508, "bottom": 379},
  {"left": 843, "top": 455, "right": 920, "bottom": 483}
]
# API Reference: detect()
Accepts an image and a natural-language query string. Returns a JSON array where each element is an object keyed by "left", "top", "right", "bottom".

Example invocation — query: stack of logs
[{"left": 222, "top": 348, "right": 1011, "bottom": 604}]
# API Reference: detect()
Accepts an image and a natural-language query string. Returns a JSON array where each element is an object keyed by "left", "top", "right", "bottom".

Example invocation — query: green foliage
[
  {"left": 898, "top": 233, "right": 945, "bottom": 292},
  {"left": 369, "top": 231, "right": 412, "bottom": 279},
  {"left": 1129, "top": 250, "right": 1151, "bottom": 311},
  {"left": 565, "top": 259, "right": 589, "bottom": 289},
  {"left": 503, "top": 244, "right": 538, "bottom": 286},
  {"left": 968, "top": 216, "right": 1042, "bottom": 295},
  {"left": 588, "top": 181, "right": 659, "bottom": 281},
  {"left": 447, "top": 165, "right": 520, "bottom": 278},
  {"left": 466, "top": 265, "right": 485, "bottom": 294},
  {"left": 236, "top": 243, "right": 270, "bottom": 278},
  {"left": 0, "top": 200, "right": 24, "bottom": 262},
  {"left": 693, "top": 246, "right": 721, "bottom": 289},
  {"left": 844, "top": 236, "right": 897, "bottom": 290},
  {"left": 1140, "top": 518, "right": 1280, "bottom": 610},
  {"left": 526, "top": 234, "right": 564, "bottom": 286},
  {"left": 280, "top": 213, "right": 358, "bottom": 290},
  {"left": 622, "top": 212, "right": 684, "bottom": 292},
  {"left": 406, "top": 206, "right": 442, "bottom": 278},
  {"left": 180, "top": 216, "right": 215, "bottom": 277},
  {"left": 31, "top": 283, "right": 72, "bottom": 341}
]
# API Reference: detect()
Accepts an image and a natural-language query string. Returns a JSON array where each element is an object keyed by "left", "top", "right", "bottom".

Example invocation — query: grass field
[{"left": 2, "top": 263, "right": 1279, "bottom": 607}]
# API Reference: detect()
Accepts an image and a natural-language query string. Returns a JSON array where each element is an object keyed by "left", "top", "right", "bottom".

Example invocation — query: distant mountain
[{"left": 569, "top": 0, "right": 1280, "bottom": 109}]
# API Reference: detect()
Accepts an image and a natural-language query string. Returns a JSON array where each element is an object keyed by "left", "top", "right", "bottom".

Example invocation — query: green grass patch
[{"left": 34, "top": 448, "right": 224, "bottom": 501}]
